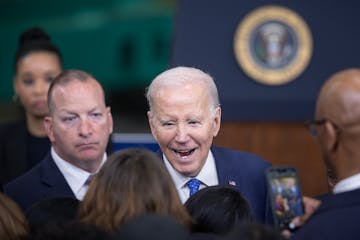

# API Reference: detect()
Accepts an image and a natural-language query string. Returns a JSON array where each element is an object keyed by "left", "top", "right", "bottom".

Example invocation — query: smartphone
[{"left": 266, "top": 166, "right": 304, "bottom": 231}]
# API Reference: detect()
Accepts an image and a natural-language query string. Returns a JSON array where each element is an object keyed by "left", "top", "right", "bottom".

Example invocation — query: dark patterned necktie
[
  {"left": 186, "top": 178, "right": 201, "bottom": 197},
  {"left": 85, "top": 174, "right": 96, "bottom": 186}
]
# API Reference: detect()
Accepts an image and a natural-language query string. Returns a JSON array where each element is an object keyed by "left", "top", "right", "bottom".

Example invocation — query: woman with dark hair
[
  {"left": 0, "top": 27, "right": 63, "bottom": 184},
  {"left": 78, "top": 148, "right": 193, "bottom": 232},
  {"left": 184, "top": 185, "right": 254, "bottom": 235}
]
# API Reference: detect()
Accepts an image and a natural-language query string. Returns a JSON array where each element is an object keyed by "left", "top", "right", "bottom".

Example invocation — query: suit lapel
[
  {"left": 157, "top": 146, "right": 239, "bottom": 187},
  {"left": 211, "top": 146, "right": 238, "bottom": 187},
  {"left": 39, "top": 154, "right": 75, "bottom": 198}
]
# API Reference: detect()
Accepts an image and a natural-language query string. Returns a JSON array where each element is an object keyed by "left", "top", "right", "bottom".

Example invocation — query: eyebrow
[{"left": 19, "top": 72, "right": 33, "bottom": 78}]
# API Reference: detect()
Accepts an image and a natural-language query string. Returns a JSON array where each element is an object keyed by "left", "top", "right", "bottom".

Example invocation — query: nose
[
  {"left": 34, "top": 79, "right": 48, "bottom": 95},
  {"left": 175, "top": 123, "right": 189, "bottom": 143},
  {"left": 79, "top": 118, "right": 93, "bottom": 137}
]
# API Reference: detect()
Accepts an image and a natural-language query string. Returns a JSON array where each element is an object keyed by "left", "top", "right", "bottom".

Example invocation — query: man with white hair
[{"left": 146, "top": 66, "right": 272, "bottom": 223}]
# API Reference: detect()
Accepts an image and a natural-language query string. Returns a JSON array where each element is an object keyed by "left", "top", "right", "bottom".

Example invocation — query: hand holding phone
[{"left": 266, "top": 166, "right": 304, "bottom": 231}]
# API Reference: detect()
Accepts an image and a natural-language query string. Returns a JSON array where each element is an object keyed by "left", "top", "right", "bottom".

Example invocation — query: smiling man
[
  {"left": 146, "top": 66, "right": 272, "bottom": 223},
  {"left": 4, "top": 69, "right": 113, "bottom": 210}
]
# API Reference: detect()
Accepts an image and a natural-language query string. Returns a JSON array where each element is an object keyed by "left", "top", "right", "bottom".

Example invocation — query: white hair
[{"left": 146, "top": 66, "right": 220, "bottom": 117}]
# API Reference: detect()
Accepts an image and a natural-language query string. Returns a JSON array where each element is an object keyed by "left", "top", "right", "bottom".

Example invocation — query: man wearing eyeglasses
[{"left": 293, "top": 68, "right": 360, "bottom": 240}]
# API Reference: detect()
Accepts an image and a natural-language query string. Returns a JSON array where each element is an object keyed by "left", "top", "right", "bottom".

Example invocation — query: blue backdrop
[{"left": 170, "top": 0, "right": 360, "bottom": 121}]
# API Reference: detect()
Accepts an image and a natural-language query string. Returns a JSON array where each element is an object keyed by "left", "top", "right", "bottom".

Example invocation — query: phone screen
[{"left": 266, "top": 167, "right": 304, "bottom": 230}]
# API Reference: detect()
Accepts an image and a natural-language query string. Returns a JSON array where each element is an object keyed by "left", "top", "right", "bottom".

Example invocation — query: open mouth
[{"left": 173, "top": 149, "right": 195, "bottom": 158}]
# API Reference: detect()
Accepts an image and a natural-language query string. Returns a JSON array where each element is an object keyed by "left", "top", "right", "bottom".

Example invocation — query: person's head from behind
[
  {"left": 44, "top": 69, "right": 113, "bottom": 173},
  {"left": 146, "top": 66, "right": 221, "bottom": 177},
  {"left": 78, "top": 148, "right": 192, "bottom": 232},
  {"left": 310, "top": 68, "right": 360, "bottom": 185},
  {"left": 184, "top": 185, "right": 254, "bottom": 235},
  {"left": 224, "top": 223, "right": 286, "bottom": 240},
  {"left": 0, "top": 193, "right": 29, "bottom": 240},
  {"left": 13, "top": 27, "right": 62, "bottom": 120},
  {"left": 25, "top": 197, "right": 79, "bottom": 233},
  {"left": 22, "top": 221, "right": 109, "bottom": 240},
  {"left": 113, "top": 214, "right": 191, "bottom": 240}
]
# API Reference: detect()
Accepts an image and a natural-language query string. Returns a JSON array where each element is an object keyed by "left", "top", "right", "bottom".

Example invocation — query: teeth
[
  {"left": 174, "top": 149, "right": 194, "bottom": 158},
  {"left": 177, "top": 150, "right": 190, "bottom": 153}
]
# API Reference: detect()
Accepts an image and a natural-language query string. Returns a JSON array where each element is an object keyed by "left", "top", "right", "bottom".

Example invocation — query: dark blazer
[
  {"left": 160, "top": 146, "right": 272, "bottom": 223},
  {"left": 0, "top": 120, "right": 112, "bottom": 185},
  {"left": 0, "top": 121, "right": 30, "bottom": 184},
  {"left": 211, "top": 146, "right": 272, "bottom": 224},
  {"left": 293, "top": 188, "right": 360, "bottom": 240},
  {"left": 3, "top": 153, "right": 75, "bottom": 211}
]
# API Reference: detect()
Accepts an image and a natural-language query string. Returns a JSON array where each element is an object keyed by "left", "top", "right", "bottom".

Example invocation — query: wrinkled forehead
[
  {"left": 156, "top": 82, "right": 209, "bottom": 105},
  {"left": 51, "top": 78, "right": 106, "bottom": 108},
  {"left": 55, "top": 77, "right": 104, "bottom": 96}
]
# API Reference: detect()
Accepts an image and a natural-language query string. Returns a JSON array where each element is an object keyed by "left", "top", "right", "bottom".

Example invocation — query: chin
[
  {"left": 79, "top": 152, "right": 101, "bottom": 161},
  {"left": 176, "top": 165, "right": 199, "bottom": 177}
]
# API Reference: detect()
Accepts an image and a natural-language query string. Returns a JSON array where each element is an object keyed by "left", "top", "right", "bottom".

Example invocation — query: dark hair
[
  {"left": 224, "top": 223, "right": 286, "bottom": 240},
  {"left": 78, "top": 148, "right": 192, "bottom": 232},
  {"left": 184, "top": 185, "right": 254, "bottom": 235},
  {"left": 112, "top": 214, "right": 191, "bottom": 240},
  {"left": 25, "top": 197, "right": 79, "bottom": 233},
  {"left": 14, "top": 27, "right": 62, "bottom": 72},
  {"left": 22, "top": 221, "right": 110, "bottom": 240}
]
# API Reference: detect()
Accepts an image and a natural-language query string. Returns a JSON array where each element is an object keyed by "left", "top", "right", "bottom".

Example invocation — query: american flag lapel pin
[{"left": 229, "top": 180, "right": 236, "bottom": 186}]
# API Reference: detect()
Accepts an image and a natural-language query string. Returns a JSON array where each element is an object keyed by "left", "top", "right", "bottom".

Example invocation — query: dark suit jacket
[
  {"left": 0, "top": 121, "right": 32, "bottom": 184},
  {"left": 3, "top": 153, "right": 75, "bottom": 211},
  {"left": 211, "top": 146, "right": 272, "bottom": 223},
  {"left": 293, "top": 188, "right": 360, "bottom": 240},
  {"left": 160, "top": 146, "right": 272, "bottom": 223},
  {"left": 0, "top": 120, "right": 113, "bottom": 185}
]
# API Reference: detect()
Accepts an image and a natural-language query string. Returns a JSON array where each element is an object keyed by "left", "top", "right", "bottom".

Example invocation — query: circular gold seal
[{"left": 233, "top": 5, "right": 313, "bottom": 85}]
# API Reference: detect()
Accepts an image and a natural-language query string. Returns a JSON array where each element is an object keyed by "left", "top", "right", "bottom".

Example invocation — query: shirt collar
[
  {"left": 51, "top": 147, "right": 106, "bottom": 199},
  {"left": 333, "top": 172, "right": 360, "bottom": 194},
  {"left": 163, "top": 150, "right": 219, "bottom": 190}
]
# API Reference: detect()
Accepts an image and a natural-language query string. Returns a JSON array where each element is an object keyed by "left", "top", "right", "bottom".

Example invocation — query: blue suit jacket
[
  {"left": 160, "top": 145, "right": 272, "bottom": 223},
  {"left": 211, "top": 146, "right": 272, "bottom": 223},
  {"left": 3, "top": 153, "right": 75, "bottom": 211},
  {"left": 293, "top": 188, "right": 360, "bottom": 240}
]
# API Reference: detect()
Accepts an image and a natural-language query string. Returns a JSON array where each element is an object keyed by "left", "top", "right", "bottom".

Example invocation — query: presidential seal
[{"left": 233, "top": 5, "right": 313, "bottom": 85}]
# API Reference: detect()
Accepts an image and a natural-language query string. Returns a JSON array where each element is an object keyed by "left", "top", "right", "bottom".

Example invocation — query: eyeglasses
[
  {"left": 304, "top": 119, "right": 327, "bottom": 138},
  {"left": 304, "top": 118, "right": 340, "bottom": 138}
]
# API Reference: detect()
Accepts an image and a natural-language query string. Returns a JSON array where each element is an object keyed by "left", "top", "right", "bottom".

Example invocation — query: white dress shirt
[
  {"left": 163, "top": 150, "right": 219, "bottom": 203},
  {"left": 51, "top": 147, "right": 106, "bottom": 200},
  {"left": 333, "top": 172, "right": 360, "bottom": 194}
]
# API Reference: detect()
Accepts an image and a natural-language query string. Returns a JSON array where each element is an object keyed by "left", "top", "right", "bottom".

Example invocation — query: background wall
[
  {"left": 214, "top": 123, "right": 327, "bottom": 196},
  {"left": 170, "top": 0, "right": 359, "bottom": 196},
  {"left": 0, "top": 0, "right": 175, "bottom": 131}
]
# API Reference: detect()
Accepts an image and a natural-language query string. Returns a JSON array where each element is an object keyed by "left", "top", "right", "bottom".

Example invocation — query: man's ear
[
  {"left": 147, "top": 111, "right": 157, "bottom": 141},
  {"left": 44, "top": 116, "right": 55, "bottom": 143},
  {"left": 324, "top": 121, "right": 339, "bottom": 153},
  {"left": 106, "top": 107, "right": 113, "bottom": 134},
  {"left": 213, "top": 107, "right": 221, "bottom": 137}
]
